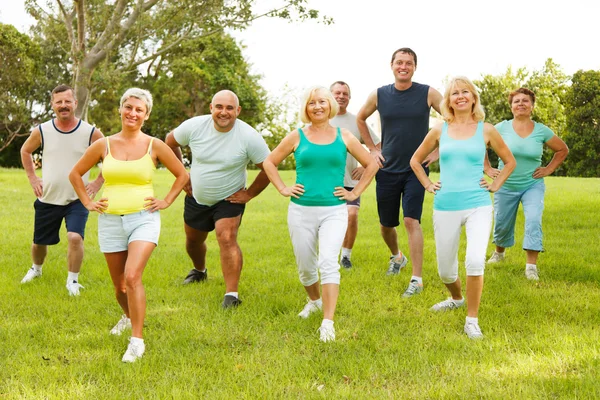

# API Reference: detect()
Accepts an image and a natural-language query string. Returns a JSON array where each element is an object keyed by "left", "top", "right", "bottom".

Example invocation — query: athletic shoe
[
  {"left": 298, "top": 299, "right": 322, "bottom": 319},
  {"left": 340, "top": 256, "right": 353, "bottom": 269},
  {"left": 386, "top": 254, "right": 408, "bottom": 275},
  {"left": 487, "top": 251, "right": 505, "bottom": 263},
  {"left": 464, "top": 321, "right": 484, "bottom": 339},
  {"left": 402, "top": 280, "right": 423, "bottom": 298},
  {"left": 110, "top": 314, "right": 132, "bottom": 336},
  {"left": 66, "top": 280, "right": 84, "bottom": 296},
  {"left": 21, "top": 267, "right": 42, "bottom": 284},
  {"left": 183, "top": 268, "right": 207, "bottom": 284},
  {"left": 430, "top": 297, "right": 465, "bottom": 312},
  {"left": 222, "top": 294, "right": 242, "bottom": 309},
  {"left": 122, "top": 339, "right": 145, "bottom": 363},
  {"left": 318, "top": 324, "right": 335, "bottom": 343},
  {"left": 525, "top": 265, "right": 540, "bottom": 281}
]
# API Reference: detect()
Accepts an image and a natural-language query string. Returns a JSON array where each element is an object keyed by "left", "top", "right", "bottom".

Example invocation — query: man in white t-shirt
[
  {"left": 166, "top": 90, "right": 270, "bottom": 309},
  {"left": 329, "top": 81, "right": 380, "bottom": 269}
]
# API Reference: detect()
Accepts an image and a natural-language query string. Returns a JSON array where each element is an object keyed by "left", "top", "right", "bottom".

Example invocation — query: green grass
[{"left": 1, "top": 167, "right": 599, "bottom": 399}]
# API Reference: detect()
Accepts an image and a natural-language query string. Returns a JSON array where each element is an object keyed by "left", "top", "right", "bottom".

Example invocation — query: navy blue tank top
[{"left": 377, "top": 82, "right": 431, "bottom": 173}]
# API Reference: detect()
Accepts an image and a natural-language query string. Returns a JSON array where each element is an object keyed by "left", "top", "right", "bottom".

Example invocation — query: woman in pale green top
[{"left": 485, "top": 88, "right": 569, "bottom": 280}]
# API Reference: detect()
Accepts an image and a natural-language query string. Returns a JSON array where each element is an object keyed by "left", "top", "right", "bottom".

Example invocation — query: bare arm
[
  {"left": 335, "top": 130, "right": 379, "bottom": 201},
  {"left": 144, "top": 139, "right": 189, "bottom": 212},
  {"left": 484, "top": 123, "right": 516, "bottom": 192},
  {"left": 422, "top": 87, "right": 444, "bottom": 167},
  {"left": 410, "top": 125, "right": 442, "bottom": 194},
  {"left": 85, "top": 128, "right": 106, "bottom": 198},
  {"left": 483, "top": 152, "right": 500, "bottom": 179},
  {"left": 532, "top": 135, "right": 569, "bottom": 178},
  {"left": 165, "top": 130, "right": 191, "bottom": 196},
  {"left": 357, "top": 90, "right": 385, "bottom": 168},
  {"left": 225, "top": 162, "right": 271, "bottom": 204},
  {"left": 69, "top": 139, "right": 108, "bottom": 213},
  {"left": 263, "top": 131, "right": 304, "bottom": 198},
  {"left": 21, "top": 127, "right": 43, "bottom": 197}
]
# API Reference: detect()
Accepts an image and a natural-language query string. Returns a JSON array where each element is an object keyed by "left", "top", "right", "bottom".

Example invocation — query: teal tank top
[
  {"left": 292, "top": 127, "right": 347, "bottom": 207},
  {"left": 434, "top": 121, "right": 491, "bottom": 211}
]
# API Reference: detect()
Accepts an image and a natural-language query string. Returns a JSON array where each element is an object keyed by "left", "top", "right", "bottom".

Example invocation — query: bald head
[
  {"left": 210, "top": 90, "right": 242, "bottom": 133},
  {"left": 211, "top": 90, "right": 240, "bottom": 108}
]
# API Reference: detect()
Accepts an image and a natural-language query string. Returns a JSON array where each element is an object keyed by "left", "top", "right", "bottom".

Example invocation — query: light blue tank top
[{"left": 434, "top": 121, "right": 491, "bottom": 211}]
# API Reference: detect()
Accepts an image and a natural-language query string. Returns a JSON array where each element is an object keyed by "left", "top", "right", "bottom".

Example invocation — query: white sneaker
[
  {"left": 122, "top": 339, "right": 145, "bottom": 363},
  {"left": 487, "top": 251, "right": 505, "bottom": 263},
  {"left": 525, "top": 265, "right": 540, "bottom": 281},
  {"left": 464, "top": 321, "right": 484, "bottom": 339},
  {"left": 298, "top": 298, "right": 322, "bottom": 319},
  {"left": 66, "top": 280, "right": 84, "bottom": 296},
  {"left": 21, "top": 267, "right": 42, "bottom": 283},
  {"left": 430, "top": 297, "right": 465, "bottom": 312},
  {"left": 110, "top": 314, "right": 132, "bottom": 335},
  {"left": 318, "top": 323, "right": 335, "bottom": 342}
]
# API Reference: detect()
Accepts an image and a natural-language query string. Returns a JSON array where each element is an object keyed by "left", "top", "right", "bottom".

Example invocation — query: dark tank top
[{"left": 377, "top": 82, "right": 431, "bottom": 173}]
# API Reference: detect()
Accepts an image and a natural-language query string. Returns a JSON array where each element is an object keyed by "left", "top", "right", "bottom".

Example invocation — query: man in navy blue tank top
[{"left": 357, "top": 47, "right": 442, "bottom": 297}]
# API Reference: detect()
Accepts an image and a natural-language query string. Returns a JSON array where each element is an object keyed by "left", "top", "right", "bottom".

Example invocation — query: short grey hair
[{"left": 120, "top": 88, "right": 153, "bottom": 115}]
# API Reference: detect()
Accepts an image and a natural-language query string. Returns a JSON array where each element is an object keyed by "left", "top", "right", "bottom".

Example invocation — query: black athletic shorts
[
  {"left": 375, "top": 168, "right": 427, "bottom": 227},
  {"left": 184, "top": 195, "right": 245, "bottom": 232},
  {"left": 33, "top": 199, "right": 89, "bottom": 245}
]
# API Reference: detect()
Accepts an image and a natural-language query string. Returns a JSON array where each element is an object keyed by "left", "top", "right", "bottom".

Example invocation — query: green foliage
[
  {"left": 563, "top": 70, "right": 600, "bottom": 177},
  {"left": 475, "top": 59, "right": 569, "bottom": 173},
  {"left": 1, "top": 168, "right": 600, "bottom": 397}
]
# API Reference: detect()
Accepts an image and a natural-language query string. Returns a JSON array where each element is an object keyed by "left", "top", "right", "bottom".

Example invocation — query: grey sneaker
[
  {"left": 487, "top": 251, "right": 505, "bottom": 263},
  {"left": 66, "top": 280, "right": 84, "bottom": 296},
  {"left": 430, "top": 297, "right": 465, "bottom": 312},
  {"left": 340, "top": 256, "right": 353, "bottom": 269},
  {"left": 21, "top": 267, "right": 42, "bottom": 283},
  {"left": 183, "top": 268, "right": 207, "bottom": 284},
  {"left": 122, "top": 339, "right": 145, "bottom": 363},
  {"left": 386, "top": 254, "right": 408, "bottom": 275},
  {"left": 525, "top": 265, "right": 539, "bottom": 281},
  {"left": 464, "top": 321, "right": 484, "bottom": 339},
  {"left": 222, "top": 295, "right": 242, "bottom": 309},
  {"left": 402, "top": 280, "right": 423, "bottom": 298}
]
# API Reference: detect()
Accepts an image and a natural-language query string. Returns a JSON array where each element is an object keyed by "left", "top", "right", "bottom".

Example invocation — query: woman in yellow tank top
[{"left": 69, "top": 88, "right": 188, "bottom": 362}]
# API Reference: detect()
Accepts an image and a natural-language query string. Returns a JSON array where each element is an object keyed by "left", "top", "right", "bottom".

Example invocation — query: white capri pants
[
  {"left": 287, "top": 202, "right": 348, "bottom": 286},
  {"left": 433, "top": 205, "right": 492, "bottom": 284}
]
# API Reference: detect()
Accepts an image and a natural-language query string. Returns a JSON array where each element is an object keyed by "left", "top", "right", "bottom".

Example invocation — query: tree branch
[{"left": 75, "top": 0, "right": 86, "bottom": 53}]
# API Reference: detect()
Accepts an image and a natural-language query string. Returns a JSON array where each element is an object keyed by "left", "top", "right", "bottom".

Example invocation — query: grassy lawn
[{"left": 1, "top": 167, "right": 599, "bottom": 399}]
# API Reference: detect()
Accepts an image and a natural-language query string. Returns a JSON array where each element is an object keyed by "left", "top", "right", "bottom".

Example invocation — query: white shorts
[{"left": 98, "top": 210, "right": 161, "bottom": 253}]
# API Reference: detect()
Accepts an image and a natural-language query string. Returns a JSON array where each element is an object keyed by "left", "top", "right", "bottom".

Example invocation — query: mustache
[{"left": 58, "top": 107, "right": 70, "bottom": 112}]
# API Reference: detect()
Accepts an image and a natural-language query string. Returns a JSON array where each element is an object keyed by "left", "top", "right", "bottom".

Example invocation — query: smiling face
[
  {"left": 306, "top": 89, "right": 332, "bottom": 123},
  {"left": 331, "top": 83, "right": 350, "bottom": 113},
  {"left": 449, "top": 84, "right": 475, "bottom": 113},
  {"left": 120, "top": 97, "right": 149, "bottom": 129},
  {"left": 51, "top": 90, "right": 77, "bottom": 122},
  {"left": 210, "top": 91, "right": 241, "bottom": 133},
  {"left": 510, "top": 93, "right": 534, "bottom": 118},
  {"left": 390, "top": 52, "right": 416, "bottom": 83}
]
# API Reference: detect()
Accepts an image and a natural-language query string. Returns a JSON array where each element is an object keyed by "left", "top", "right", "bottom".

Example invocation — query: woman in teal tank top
[
  {"left": 410, "top": 76, "right": 516, "bottom": 340},
  {"left": 70, "top": 88, "right": 188, "bottom": 362},
  {"left": 263, "top": 86, "right": 378, "bottom": 342},
  {"left": 483, "top": 88, "right": 569, "bottom": 281}
]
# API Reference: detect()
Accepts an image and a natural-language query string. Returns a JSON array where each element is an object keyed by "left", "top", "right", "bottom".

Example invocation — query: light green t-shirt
[
  {"left": 495, "top": 120, "right": 555, "bottom": 191},
  {"left": 174, "top": 115, "right": 270, "bottom": 205}
]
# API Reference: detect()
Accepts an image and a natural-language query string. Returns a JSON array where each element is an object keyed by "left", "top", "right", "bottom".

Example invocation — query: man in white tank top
[{"left": 20, "top": 84, "right": 105, "bottom": 296}]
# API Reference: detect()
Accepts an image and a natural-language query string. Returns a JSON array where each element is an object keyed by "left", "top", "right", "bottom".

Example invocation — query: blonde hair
[
  {"left": 440, "top": 76, "right": 485, "bottom": 122},
  {"left": 120, "top": 88, "right": 153, "bottom": 115},
  {"left": 299, "top": 86, "right": 339, "bottom": 124}
]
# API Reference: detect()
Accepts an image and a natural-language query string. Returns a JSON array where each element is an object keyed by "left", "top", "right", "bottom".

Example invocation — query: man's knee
[
  {"left": 66, "top": 232, "right": 83, "bottom": 246},
  {"left": 403, "top": 217, "right": 421, "bottom": 232}
]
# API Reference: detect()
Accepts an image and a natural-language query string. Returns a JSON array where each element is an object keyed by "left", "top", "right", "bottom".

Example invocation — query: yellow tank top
[{"left": 102, "top": 137, "right": 156, "bottom": 215}]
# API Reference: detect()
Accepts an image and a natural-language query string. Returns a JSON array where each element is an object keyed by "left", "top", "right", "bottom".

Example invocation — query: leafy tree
[
  {"left": 563, "top": 70, "right": 600, "bottom": 177},
  {"left": 0, "top": 23, "right": 43, "bottom": 165},
  {"left": 24, "top": 0, "right": 331, "bottom": 119}
]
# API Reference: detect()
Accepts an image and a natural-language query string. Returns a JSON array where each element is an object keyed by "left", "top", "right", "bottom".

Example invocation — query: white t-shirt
[
  {"left": 173, "top": 115, "right": 270, "bottom": 205},
  {"left": 330, "top": 112, "right": 380, "bottom": 187}
]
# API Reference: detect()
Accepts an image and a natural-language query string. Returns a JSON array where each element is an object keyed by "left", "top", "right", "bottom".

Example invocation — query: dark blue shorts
[
  {"left": 33, "top": 199, "right": 89, "bottom": 245},
  {"left": 344, "top": 186, "right": 361, "bottom": 207},
  {"left": 375, "top": 168, "right": 427, "bottom": 227},
  {"left": 184, "top": 196, "right": 245, "bottom": 232}
]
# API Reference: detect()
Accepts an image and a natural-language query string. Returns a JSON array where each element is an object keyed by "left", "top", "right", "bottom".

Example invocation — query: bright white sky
[{"left": 2, "top": 0, "right": 599, "bottom": 116}]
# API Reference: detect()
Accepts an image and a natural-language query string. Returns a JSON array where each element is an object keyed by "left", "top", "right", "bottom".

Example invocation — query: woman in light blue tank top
[
  {"left": 410, "top": 76, "right": 516, "bottom": 339},
  {"left": 483, "top": 88, "right": 569, "bottom": 281},
  {"left": 263, "top": 86, "right": 378, "bottom": 342}
]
